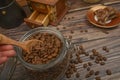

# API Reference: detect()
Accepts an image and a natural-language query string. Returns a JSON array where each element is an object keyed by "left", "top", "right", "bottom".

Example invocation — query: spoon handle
[{"left": 0, "top": 34, "right": 23, "bottom": 47}]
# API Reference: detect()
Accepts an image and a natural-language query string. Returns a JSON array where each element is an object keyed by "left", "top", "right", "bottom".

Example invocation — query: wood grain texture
[{"left": 0, "top": 0, "right": 120, "bottom": 80}]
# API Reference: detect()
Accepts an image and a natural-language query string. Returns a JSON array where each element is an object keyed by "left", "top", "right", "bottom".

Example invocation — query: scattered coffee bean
[
  {"left": 72, "top": 17, "right": 74, "bottom": 19},
  {"left": 80, "top": 30, "right": 83, "bottom": 33},
  {"left": 63, "top": 26, "right": 66, "bottom": 29},
  {"left": 106, "top": 69, "right": 112, "bottom": 75},
  {"left": 95, "top": 76, "right": 101, "bottom": 80},
  {"left": 95, "top": 71, "right": 100, "bottom": 75},
  {"left": 85, "top": 30, "right": 88, "bottom": 32},
  {"left": 78, "top": 59, "right": 83, "bottom": 63},
  {"left": 56, "top": 27, "right": 59, "bottom": 30},
  {"left": 66, "top": 74, "right": 71, "bottom": 78},
  {"left": 76, "top": 72, "right": 80, "bottom": 78},
  {"left": 69, "top": 35, "right": 72, "bottom": 39},
  {"left": 90, "top": 55, "right": 95, "bottom": 60},
  {"left": 95, "top": 60, "right": 99, "bottom": 64},
  {"left": 79, "top": 45, "right": 84, "bottom": 50},
  {"left": 103, "top": 46, "right": 109, "bottom": 52},
  {"left": 68, "top": 17, "right": 70, "bottom": 20},
  {"left": 88, "top": 62, "right": 92, "bottom": 66},
  {"left": 87, "top": 67, "right": 91, "bottom": 71},
  {"left": 83, "top": 63, "right": 88, "bottom": 68},
  {"left": 70, "top": 30, "right": 74, "bottom": 34},
  {"left": 85, "top": 52, "right": 89, "bottom": 56},
  {"left": 102, "top": 57, "right": 107, "bottom": 61},
  {"left": 100, "top": 61, "right": 105, "bottom": 65},
  {"left": 89, "top": 70, "right": 94, "bottom": 75},
  {"left": 85, "top": 73, "right": 91, "bottom": 78}
]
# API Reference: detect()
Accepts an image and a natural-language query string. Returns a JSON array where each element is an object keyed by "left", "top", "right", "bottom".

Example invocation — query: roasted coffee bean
[
  {"left": 85, "top": 73, "right": 91, "bottom": 78},
  {"left": 92, "top": 49, "right": 97, "bottom": 53},
  {"left": 76, "top": 72, "right": 80, "bottom": 78},
  {"left": 102, "top": 57, "right": 107, "bottom": 61},
  {"left": 74, "top": 59, "right": 79, "bottom": 64},
  {"left": 72, "top": 17, "right": 74, "bottom": 19},
  {"left": 83, "top": 63, "right": 88, "bottom": 68},
  {"left": 103, "top": 46, "right": 109, "bottom": 52},
  {"left": 87, "top": 67, "right": 90, "bottom": 71},
  {"left": 85, "top": 30, "right": 88, "bottom": 32},
  {"left": 63, "top": 26, "right": 66, "bottom": 29},
  {"left": 56, "top": 27, "right": 59, "bottom": 30},
  {"left": 64, "top": 17, "right": 66, "bottom": 20},
  {"left": 70, "top": 64, "right": 75, "bottom": 68},
  {"left": 100, "top": 61, "right": 105, "bottom": 65},
  {"left": 77, "top": 58, "right": 83, "bottom": 63},
  {"left": 90, "top": 55, "right": 95, "bottom": 60},
  {"left": 80, "top": 30, "right": 83, "bottom": 33},
  {"left": 106, "top": 69, "right": 112, "bottom": 75},
  {"left": 73, "top": 68, "right": 77, "bottom": 72},
  {"left": 85, "top": 52, "right": 89, "bottom": 56},
  {"left": 95, "top": 60, "right": 99, "bottom": 64},
  {"left": 88, "top": 62, "right": 92, "bottom": 66},
  {"left": 66, "top": 74, "right": 71, "bottom": 78},
  {"left": 76, "top": 53, "right": 80, "bottom": 57},
  {"left": 95, "top": 76, "right": 101, "bottom": 80},
  {"left": 69, "top": 35, "right": 72, "bottom": 39},
  {"left": 95, "top": 71, "right": 100, "bottom": 75},
  {"left": 89, "top": 70, "right": 94, "bottom": 75},
  {"left": 70, "top": 30, "right": 74, "bottom": 34},
  {"left": 79, "top": 45, "right": 84, "bottom": 50}
]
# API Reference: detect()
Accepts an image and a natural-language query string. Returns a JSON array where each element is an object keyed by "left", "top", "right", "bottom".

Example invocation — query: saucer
[{"left": 87, "top": 5, "right": 120, "bottom": 28}]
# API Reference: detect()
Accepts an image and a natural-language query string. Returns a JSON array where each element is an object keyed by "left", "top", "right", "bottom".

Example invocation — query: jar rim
[
  {"left": 16, "top": 27, "right": 68, "bottom": 70},
  {"left": 0, "top": 0, "right": 15, "bottom": 9}
]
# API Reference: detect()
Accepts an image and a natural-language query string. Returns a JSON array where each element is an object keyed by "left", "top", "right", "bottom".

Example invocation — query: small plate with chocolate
[{"left": 87, "top": 5, "right": 120, "bottom": 28}]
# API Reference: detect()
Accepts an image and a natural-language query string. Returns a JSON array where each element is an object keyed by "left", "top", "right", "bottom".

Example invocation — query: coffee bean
[
  {"left": 95, "top": 76, "right": 101, "bottom": 80},
  {"left": 90, "top": 55, "right": 95, "bottom": 60},
  {"left": 103, "top": 46, "right": 109, "bottom": 52},
  {"left": 85, "top": 73, "right": 91, "bottom": 78},
  {"left": 89, "top": 70, "right": 94, "bottom": 75},
  {"left": 78, "top": 58, "right": 83, "bottom": 63},
  {"left": 95, "top": 71, "right": 100, "bottom": 75},
  {"left": 70, "top": 30, "right": 74, "bottom": 34},
  {"left": 88, "top": 62, "right": 92, "bottom": 66},
  {"left": 85, "top": 30, "right": 88, "bottom": 32},
  {"left": 102, "top": 57, "right": 107, "bottom": 61},
  {"left": 85, "top": 52, "right": 89, "bottom": 56},
  {"left": 83, "top": 63, "right": 88, "bottom": 68},
  {"left": 76, "top": 72, "right": 80, "bottom": 78},
  {"left": 87, "top": 67, "right": 90, "bottom": 71},
  {"left": 100, "top": 61, "right": 105, "bottom": 65},
  {"left": 63, "top": 26, "right": 66, "bottom": 29},
  {"left": 106, "top": 69, "right": 112, "bottom": 75},
  {"left": 66, "top": 74, "right": 71, "bottom": 78},
  {"left": 69, "top": 35, "right": 72, "bottom": 39},
  {"left": 56, "top": 27, "right": 59, "bottom": 30},
  {"left": 95, "top": 60, "right": 99, "bottom": 64}
]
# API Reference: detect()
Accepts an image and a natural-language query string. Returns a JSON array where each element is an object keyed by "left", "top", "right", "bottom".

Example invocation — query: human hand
[{"left": 0, "top": 45, "right": 16, "bottom": 64}]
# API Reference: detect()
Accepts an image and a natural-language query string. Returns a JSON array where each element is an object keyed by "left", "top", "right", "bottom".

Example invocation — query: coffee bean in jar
[{"left": 16, "top": 27, "right": 73, "bottom": 80}]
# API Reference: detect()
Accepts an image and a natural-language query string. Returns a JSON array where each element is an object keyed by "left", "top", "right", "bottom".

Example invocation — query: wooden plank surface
[{"left": 0, "top": 0, "right": 120, "bottom": 80}]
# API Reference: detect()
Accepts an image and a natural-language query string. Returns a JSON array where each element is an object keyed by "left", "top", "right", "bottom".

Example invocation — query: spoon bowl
[{"left": 0, "top": 34, "right": 42, "bottom": 53}]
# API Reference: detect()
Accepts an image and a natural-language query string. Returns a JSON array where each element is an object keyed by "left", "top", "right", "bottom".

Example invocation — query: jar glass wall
[
  {"left": 83, "top": 0, "right": 101, "bottom": 3},
  {"left": 16, "top": 27, "right": 73, "bottom": 80}
]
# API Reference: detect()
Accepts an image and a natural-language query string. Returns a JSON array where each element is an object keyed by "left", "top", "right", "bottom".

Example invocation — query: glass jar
[
  {"left": 16, "top": 27, "right": 73, "bottom": 80},
  {"left": 83, "top": 0, "right": 101, "bottom": 3}
]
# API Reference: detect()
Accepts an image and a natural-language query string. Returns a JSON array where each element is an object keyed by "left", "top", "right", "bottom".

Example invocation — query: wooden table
[{"left": 0, "top": 0, "right": 120, "bottom": 80}]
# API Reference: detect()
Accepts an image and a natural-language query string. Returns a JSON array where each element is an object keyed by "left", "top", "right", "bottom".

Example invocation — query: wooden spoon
[{"left": 0, "top": 34, "right": 42, "bottom": 53}]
